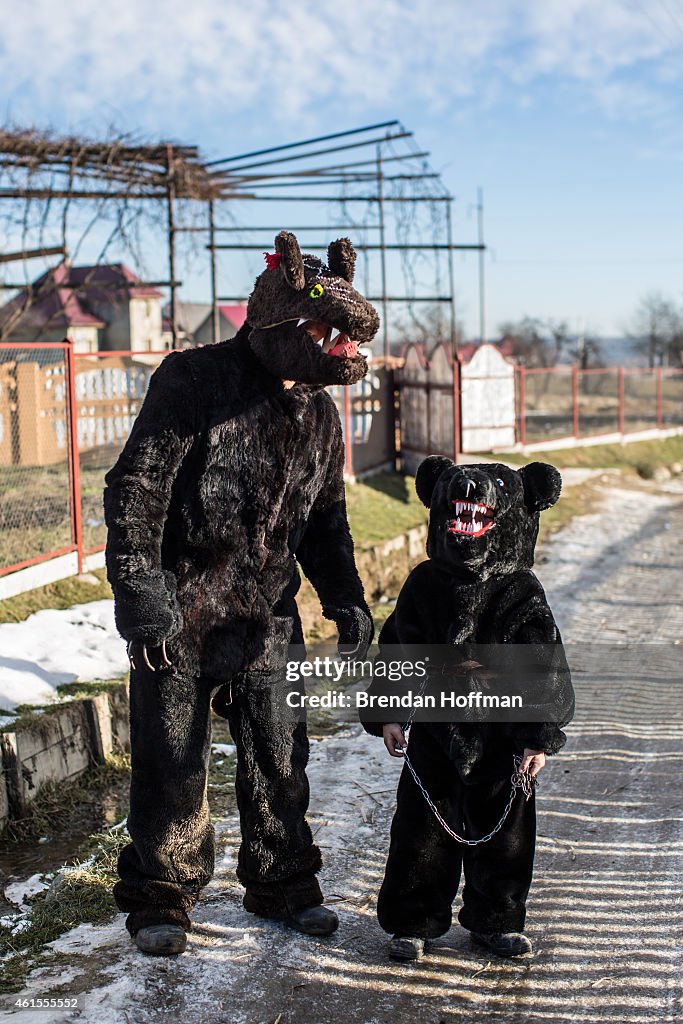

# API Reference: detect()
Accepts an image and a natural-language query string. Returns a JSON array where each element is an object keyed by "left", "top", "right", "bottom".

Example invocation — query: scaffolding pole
[
  {"left": 209, "top": 199, "right": 220, "bottom": 346},
  {"left": 446, "top": 201, "right": 457, "bottom": 352},
  {"left": 166, "top": 144, "right": 178, "bottom": 350}
]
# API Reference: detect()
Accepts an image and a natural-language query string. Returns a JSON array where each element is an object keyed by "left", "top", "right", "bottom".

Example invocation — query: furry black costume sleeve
[
  {"left": 104, "top": 353, "right": 195, "bottom": 644},
  {"left": 296, "top": 414, "right": 373, "bottom": 655},
  {"left": 104, "top": 231, "right": 379, "bottom": 667}
]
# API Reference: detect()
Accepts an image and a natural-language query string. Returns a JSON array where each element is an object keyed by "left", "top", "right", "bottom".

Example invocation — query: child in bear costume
[
  {"left": 361, "top": 456, "right": 575, "bottom": 961},
  {"left": 104, "top": 231, "right": 379, "bottom": 955}
]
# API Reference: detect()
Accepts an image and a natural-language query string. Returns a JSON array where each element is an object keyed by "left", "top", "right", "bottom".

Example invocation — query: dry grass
[
  {"left": 495, "top": 434, "right": 683, "bottom": 478},
  {"left": 0, "top": 824, "right": 130, "bottom": 993}
]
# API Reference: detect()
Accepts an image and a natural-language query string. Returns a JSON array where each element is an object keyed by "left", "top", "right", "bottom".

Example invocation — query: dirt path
[{"left": 6, "top": 475, "right": 683, "bottom": 1024}]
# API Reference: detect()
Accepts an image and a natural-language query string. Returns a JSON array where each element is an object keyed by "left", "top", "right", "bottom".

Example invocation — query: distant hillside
[{"left": 596, "top": 336, "right": 642, "bottom": 367}]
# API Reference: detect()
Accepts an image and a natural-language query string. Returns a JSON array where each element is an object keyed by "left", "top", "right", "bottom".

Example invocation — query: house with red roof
[
  {"left": 161, "top": 301, "right": 247, "bottom": 347},
  {"left": 0, "top": 262, "right": 166, "bottom": 353}
]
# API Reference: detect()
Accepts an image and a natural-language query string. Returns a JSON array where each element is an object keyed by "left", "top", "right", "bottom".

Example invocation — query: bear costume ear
[
  {"left": 415, "top": 455, "right": 456, "bottom": 508},
  {"left": 327, "top": 237, "right": 356, "bottom": 283},
  {"left": 275, "top": 231, "right": 305, "bottom": 291},
  {"left": 520, "top": 462, "right": 562, "bottom": 512}
]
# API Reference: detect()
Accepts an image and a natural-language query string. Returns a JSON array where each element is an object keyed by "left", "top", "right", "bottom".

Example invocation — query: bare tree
[
  {"left": 498, "top": 317, "right": 574, "bottom": 368},
  {"left": 391, "top": 302, "right": 465, "bottom": 351},
  {"left": 626, "top": 292, "right": 683, "bottom": 368},
  {"left": 568, "top": 333, "right": 604, "bottom": 370}
]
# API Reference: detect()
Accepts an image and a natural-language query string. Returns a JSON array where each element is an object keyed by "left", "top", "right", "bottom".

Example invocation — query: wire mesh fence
[
  {"left": 661, "top": 371, "right": 683, "bottom": 427},
  {"left": 0, "top": 343, "right": 74, "bottom": 575},
  {"left": 521, "top": 368, "right": 574, "bottom": 444},
  {"left": 578, "top": 368, "right": 620, "bottom": 437},
  {"left": 623, "top": 369, "right": 658, "bottom": 432}
]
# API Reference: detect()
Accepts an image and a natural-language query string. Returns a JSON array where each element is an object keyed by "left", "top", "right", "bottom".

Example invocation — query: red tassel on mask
[{"left": 264, "top": 252, "right": 282, "bottom": 269}]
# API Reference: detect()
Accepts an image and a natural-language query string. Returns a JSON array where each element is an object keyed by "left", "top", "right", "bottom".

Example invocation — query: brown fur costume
[{"left": 104, "top": 233, "right": 379, "bottom": 934}]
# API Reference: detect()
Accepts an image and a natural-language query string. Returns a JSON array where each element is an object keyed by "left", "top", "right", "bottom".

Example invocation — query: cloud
[{"left": 1, "top": 0, "right": 681, "bottom": 140}]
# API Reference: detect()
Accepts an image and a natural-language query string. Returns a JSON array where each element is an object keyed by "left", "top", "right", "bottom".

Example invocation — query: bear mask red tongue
[{"left": 329, "top": 338, "right": 358, "bottom": 359}]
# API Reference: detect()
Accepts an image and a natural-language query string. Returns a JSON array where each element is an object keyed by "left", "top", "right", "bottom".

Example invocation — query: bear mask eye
[
  {"left": 309, "top": 283, "right": 324, "bottom": 299},
  {"left": 496, "top": 478, "right": 505, "bottom": 487}
]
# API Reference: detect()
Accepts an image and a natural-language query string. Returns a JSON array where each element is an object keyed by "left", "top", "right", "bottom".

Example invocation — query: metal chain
[
  {"left": 401, "top": 748, "right": 535, "bottom": 847},
  {"left": 398, "top": 676, "right": 537, "bottom": 847}
]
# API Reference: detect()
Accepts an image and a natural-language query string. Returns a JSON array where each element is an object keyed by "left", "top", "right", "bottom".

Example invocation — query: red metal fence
[
  {"left": 0, "top": 342, "right": 165, "bottom": 583},
  {"left": 1, "top": 340, "right": 682, "bottom": 589},
  {"left": 517, "top": 365, "right": 683, "bottom": 447},
  {"left": 0, "top": 342, "right": 395, "bottom": 585}
]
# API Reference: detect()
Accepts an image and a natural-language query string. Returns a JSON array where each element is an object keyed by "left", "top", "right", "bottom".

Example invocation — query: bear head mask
[
  {"left": 415, "top": 456, "right": 562, "bottom": 580},
  {"left": 246, "top": 231, "right": 380, "bottom": 386}
]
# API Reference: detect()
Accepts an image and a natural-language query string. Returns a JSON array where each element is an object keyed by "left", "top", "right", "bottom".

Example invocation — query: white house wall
[{"left": 129, "top": 298, "right": 164, "bottom": 351}]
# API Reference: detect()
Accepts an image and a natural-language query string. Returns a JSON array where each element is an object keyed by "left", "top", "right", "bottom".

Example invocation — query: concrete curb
[{"left": 0, "top": 683, "right": 129, "bottom": 828}]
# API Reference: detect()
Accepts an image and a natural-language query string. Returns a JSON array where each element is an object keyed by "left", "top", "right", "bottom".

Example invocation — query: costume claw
[
  {"left": 142, "top": 644, "right": 156, "bottom": 672},
  {"left": 160, "top": 639, "right": 172, "bottom": 669},
  {"left": 127, "top": 641, "right": 137, "bottom": 671}
]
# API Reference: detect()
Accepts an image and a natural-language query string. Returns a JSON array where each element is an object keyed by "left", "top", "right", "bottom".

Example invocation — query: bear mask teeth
[
  {"left": 448, "top": 500, "right": 495, "bottom": 538},
  {"left": 298, "top": 320, "right": 360, "bottom": 359}
]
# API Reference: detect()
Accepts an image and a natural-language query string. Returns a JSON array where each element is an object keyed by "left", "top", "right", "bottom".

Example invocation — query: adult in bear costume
[
  {"left": 360, "top": 456, "right": 574, "bottom": 961},
  {"left": 104, "top": 232, "right": 379, "bottom": 955}
]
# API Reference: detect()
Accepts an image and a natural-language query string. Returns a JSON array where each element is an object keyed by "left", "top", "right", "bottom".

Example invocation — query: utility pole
[
  {"left": 209, "top": 199, "right": 220, "bottom": 346},
  {"left": 446, "top": 200, "right": 457, "bottom": 354},
  {"left": 477, "top": 186, "right": 485, "bottom": 344}
]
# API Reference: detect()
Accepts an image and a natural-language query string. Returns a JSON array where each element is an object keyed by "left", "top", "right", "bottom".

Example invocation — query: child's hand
[
  {"left": 520, "top": 748, "right": 546, "bottom": 777},
  {"left": 383, "top": 723, "right": 406, "bottom": 758}
]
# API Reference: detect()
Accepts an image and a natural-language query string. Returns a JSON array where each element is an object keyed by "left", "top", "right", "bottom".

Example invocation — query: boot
[
  {"left": 471, "top": 931, "right": 532, "bottom": 957},
  {"left": 389, "top": 935, "right": 426, "bottom": 961},
  {"left": 285, "top": 905, "right": 339, "bottom": 936},
  {"left": 135, "top": 924, "right": 187, "bottom": 956}
]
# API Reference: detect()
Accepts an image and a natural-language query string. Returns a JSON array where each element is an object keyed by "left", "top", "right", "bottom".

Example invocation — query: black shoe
[
  {"left": 389, "top": 935, "right": 425, "bottom": 961},
  {"left": 135, "top": 924, "right": 187, "bottom": 956},
  {"left": 285, "top": 905, "right": 339, "bottom": 936},
  {"left": 471, "top": 931, "right": 532, "bottom": 957}
]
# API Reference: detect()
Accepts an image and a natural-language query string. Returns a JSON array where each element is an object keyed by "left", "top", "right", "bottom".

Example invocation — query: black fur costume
[
  {"left": 361, "top": 457, "right": 575, "bottom": 939},
  {"left": 104, "top": 232, "right": 379, "bottom": 935}
]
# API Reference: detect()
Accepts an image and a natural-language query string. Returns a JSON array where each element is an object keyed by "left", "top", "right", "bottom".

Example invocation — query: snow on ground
[
  {"left": 3, "top": 875, "right": 49, "bottom": 909},
  {"left": 0, "top": 600, "right": 128, "bottom": 713},
  {"left": 4, "top": 473, "right": 683, "bottom": 1022},
  {"left": 211, "top": 743, "right": 236, "bottom": 758}
]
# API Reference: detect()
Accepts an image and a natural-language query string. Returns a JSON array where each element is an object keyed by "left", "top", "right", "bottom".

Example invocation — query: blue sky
[{"left": 2, "top": 0, "right": 683, "bottom": 339}]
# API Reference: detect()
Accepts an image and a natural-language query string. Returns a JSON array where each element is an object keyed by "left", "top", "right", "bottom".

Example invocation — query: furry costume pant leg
[
  {"left": 114, "top": 660, "right": 215, "bottom": 936},
  {"left": 377, "top": 725, "right": 535, "bottom": 939},
  {"left": 457, "top": 770, "right": 536, "bottom": 936},
  {"left": 114, "top": 660, "right": 323, "bottom": 935},
  {"left": 225, "top": 672, "right": 323, "bottom": 918}
]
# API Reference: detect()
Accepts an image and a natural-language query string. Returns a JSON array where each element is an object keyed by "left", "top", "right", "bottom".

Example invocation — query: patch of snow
[
  {"left": 4, "top": 874, "right": 48, "bottom": 908},
  {"left": 211, "top": 743, "right": 236, "bottom": 757},
  {"left": 0, "top": 599, "right": 127, "bottom": 711},
  {"left": 0, "top": 914, "right": 32, "bottom": 935},
  {"left": 48, "top": 918, "right": 127, "bottom": 955}
]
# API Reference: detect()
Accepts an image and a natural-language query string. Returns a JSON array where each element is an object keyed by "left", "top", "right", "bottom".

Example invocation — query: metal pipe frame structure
[
  {"left": 0, "top": 121, "right": 487, "bottom": 359},
  {"left": 202, "top": 121, "right": 485, "bottom": 360}
]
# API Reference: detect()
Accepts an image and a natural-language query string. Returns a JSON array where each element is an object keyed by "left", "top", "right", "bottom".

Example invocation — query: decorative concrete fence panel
[
  {"left": 460, "top": 343, "right": 516, "bottom": 452},
  {"left": 397, "top": 341, "right": 516, "bottom": 471}
]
